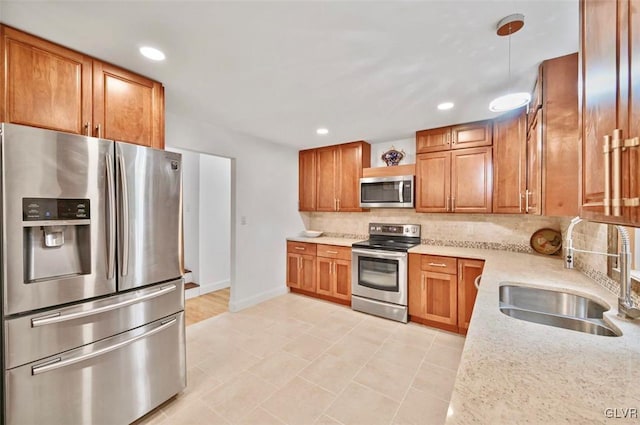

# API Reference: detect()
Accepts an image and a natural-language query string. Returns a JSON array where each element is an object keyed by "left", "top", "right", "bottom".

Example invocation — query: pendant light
[{"left": 489, "top": 13, "right": 530, "bottom": 112}]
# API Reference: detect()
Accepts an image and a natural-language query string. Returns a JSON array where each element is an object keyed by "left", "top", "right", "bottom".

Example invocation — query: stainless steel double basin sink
[{"left": 499, "top": 284, "right": 622, "bottom": 337}]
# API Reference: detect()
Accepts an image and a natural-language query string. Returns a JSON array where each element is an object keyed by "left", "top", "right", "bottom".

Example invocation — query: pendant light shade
[{"left": 489, "top": 14, "right": 529, "bottom": 112}]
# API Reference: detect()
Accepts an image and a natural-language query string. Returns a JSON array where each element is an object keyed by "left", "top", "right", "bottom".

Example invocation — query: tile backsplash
[
  {"left": 302, "top": 210, "right": 565, "bottom": 251},
  {"left": 302, "top": 210, "right": 639, "bottom": 300}
]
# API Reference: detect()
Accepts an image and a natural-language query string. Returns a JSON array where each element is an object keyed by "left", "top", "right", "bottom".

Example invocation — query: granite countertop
[
  {"left": 406, "top": 245, "right": 640, "bottom": 424},
  {"left": 286, "top": 235, "right": 365, "bottom": 247}
]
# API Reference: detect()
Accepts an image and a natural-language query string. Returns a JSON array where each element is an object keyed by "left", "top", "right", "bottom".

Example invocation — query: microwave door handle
[{"left": 398, "top": 181, "right": 404, "bottom": 203}]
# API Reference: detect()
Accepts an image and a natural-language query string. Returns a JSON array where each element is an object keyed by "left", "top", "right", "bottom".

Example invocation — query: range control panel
[
  {"left": 368, "top": 223, "right": 420, "bottom": 237},
  {"left": 23, "top": 198, "right": 90, "bottom": 221}
]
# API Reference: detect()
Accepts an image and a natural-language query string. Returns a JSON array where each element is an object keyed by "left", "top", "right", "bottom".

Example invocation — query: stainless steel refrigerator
[{"left": 0, "top": 123, "right": 186, "bottom": 425}]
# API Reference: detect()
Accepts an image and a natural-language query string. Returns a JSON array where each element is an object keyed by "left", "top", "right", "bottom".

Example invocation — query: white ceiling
[{"left": 1, "top": 0, "right": 578, "bottom": 149}]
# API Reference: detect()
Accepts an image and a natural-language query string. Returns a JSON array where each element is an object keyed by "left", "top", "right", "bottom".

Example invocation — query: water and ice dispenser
[{"left": 22, "top": 198, "right": 91, "bottom": 282}]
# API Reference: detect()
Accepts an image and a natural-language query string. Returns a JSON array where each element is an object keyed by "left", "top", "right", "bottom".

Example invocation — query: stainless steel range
[{"left": 351, "top": 223, "right": 421, "bottom": 322}]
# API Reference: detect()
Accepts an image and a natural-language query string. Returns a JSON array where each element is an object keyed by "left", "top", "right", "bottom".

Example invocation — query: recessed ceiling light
[
  {"left": 139, "top": 46, "right": 166, "bottom": 61},
  {"left": 316, "top": 128, "right": 329, "bottom": 135},
  {"left": 437, "top": 102, "right": 454, "bottom": 110}
]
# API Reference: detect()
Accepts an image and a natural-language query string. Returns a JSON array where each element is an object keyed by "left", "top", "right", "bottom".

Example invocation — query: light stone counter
[
  {"left": 286, "top": 235, "right": 364, "bottom": 247},
  {"left": 407, "top": 245, "right": 640, "bottom": 424}
]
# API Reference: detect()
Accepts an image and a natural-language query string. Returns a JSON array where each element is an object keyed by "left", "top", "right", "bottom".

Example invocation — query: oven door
[{"left": 351, "top": 248, "right": 407, "bottom": 305}]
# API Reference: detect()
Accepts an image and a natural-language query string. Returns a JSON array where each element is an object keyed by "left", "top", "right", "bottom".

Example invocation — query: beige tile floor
[{"left": 135, "top": 293, "right": 465, "bottom": 425}]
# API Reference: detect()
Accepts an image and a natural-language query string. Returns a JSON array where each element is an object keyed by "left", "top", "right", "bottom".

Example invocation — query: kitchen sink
[{"left": 499, "top": 284, "right": 622, "bottom": 337}]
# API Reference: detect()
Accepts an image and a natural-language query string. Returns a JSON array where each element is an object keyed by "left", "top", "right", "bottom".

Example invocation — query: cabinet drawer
[
  {"left": 421, "top": 255, "right": 457, "bottom": 274},
  {"left": 287, "top": 241, "right": 317, "bottom": 255},
  {"left": 316, "top": 244, "right": 351, "bottom": 260}
]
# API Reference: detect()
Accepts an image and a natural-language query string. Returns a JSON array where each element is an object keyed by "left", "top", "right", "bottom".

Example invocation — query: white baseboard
[
  {"left": 228, "top": 286, "right": 288, "bottom": 312},
  {"left": 200, "top": 279, "right": 230, "bottom": 295}
]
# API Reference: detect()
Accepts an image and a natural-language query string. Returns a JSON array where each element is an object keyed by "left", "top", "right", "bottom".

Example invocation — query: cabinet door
[
  {"left": 457, "top": 259, "right": 484, "bottom": 333},
  {"left": 451, "top": 147, "right": 492, "bottom": 213},
  {"left": 300, "top": 255, "right": 316, "bottom": 292},
  {"left": 526, "top": 111, "right": 543, "bottom": 215},
  {"left": 316, "top": 147, "right": 337, "bottom": 211},
  {"left": 451, "top": 120, "right": 493, "bottom": 150},
  {"left": 627, "top": 0, "right": 640, "bottom": 224},
  {"left": 286, "top": 254, "right": 301, "bottom": 288},
  {"left": 316, "top": 257, "right": 332, "bottom": 296},
  {"left": 408, "top": 254, "right": 423, "bottom": 318},
  {"left": 337, "top": 143, "right": 365, "bottom": 211},
  {"left": 0, "top": 26, "right": 92, "bottom": 135},
  {"left": 493, "top": 109, "right": 526, "bottom": 214},
  {"left": 333, "top": 259, "right": 351, "bottom": 301},
  {"left": 423, "top": 271, "right": 457, "bottom": 326},
  {"left": 299, "top": 149, "right": 316, "bottom": 211},
  {"left": 416, "top": 127, "right": 451, "bottom": 153},
  {"left": 580, "top": 0, "right": 622, "bottom": 221},
  {"left": 93, "top": 61, "right": 164, "bottom": 148},
  {"left": 416, "top": 152, "right": 451, "bottom": 212}
]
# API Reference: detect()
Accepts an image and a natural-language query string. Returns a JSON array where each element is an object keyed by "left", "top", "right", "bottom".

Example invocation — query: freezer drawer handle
[
  {"left": 30, "top": 284, "right": 177, "bottom": 328},
  {"left": 31, "top": 317, "right": 177, "bottom": 375}
]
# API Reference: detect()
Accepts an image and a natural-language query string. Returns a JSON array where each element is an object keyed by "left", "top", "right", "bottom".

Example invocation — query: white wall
[
  {"left": 166, "top": 147, "right": 201, "bottom": 283},
  {"left": 199, "top": 155, "right": 231, "bottom": 291},
  {"left": 370, "top": 137, "right": 415, "bottom": 167},
  {"left": 165, "top": 112, "right": 304, "bottom": 311}
]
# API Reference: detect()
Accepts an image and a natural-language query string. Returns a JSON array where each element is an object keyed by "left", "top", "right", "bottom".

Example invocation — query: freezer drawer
[
  {"left": 4, "top": 279, "right": 184, "bottom": 369},
  {"left": 5, "top": 312, "right": 186, "bottom": 425}
]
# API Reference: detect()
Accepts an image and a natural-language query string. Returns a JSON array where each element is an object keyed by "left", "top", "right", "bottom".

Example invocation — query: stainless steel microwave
[{"left": 359, "top": 175, "right": 414, "bottom": 208}]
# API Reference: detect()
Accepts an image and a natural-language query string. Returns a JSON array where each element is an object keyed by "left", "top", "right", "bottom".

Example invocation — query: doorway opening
[{"left": 167, "top": 147, "right": 233, "bottom": 325}]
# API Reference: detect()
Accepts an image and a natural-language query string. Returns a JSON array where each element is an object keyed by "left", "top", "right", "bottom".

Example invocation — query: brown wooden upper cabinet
[
  {"left": 299, "top": 141, "right": 370, "bottom": 212},
  {"left": 580, "top": 0, "right": 640, "bottom": 225},
  {"left": 93, "top": 61, "right": 164, "bottom": 149},
  {"left": 416, "top": 120, "right": 492, "bottom": 154},
  {"left": 493, "top": 53, "right": 578, "bottom": 217},
  {"left": 0, "top": 25, "right": 165, "bottom": 149},
  {"left": 416, "top": 147, "right": 492, "bottom": 213},
  {"left": 492, "top": 108, "right": 527, "bottom": 214}
]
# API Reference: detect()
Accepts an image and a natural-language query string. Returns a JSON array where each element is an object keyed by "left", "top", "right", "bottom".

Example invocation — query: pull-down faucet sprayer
[{"left": 563, "top": 216, "right": 640, "bottom": 319}]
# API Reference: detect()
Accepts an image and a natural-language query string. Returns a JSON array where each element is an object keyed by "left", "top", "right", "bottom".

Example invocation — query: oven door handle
[{"left": 352, "top": 248, "right": 407, "bottom": 258}]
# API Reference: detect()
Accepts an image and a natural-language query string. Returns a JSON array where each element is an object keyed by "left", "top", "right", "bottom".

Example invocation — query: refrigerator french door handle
[
  {"left": 105, "top": 153, "right": 116, "bottom": 280},
  {"left": 30, "top": 283, "right": 177, "bottom": 327},
  {"left": 31, "top": 317, "right": 178, "bottom": 375},
  {"left": 118, "top": 151, "right": 130, "bottom": 277}
]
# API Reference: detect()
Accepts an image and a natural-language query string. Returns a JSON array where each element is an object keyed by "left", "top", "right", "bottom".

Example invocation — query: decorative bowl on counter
[{"left": 301, "top": 230, "right": 323, "bottom": 238}]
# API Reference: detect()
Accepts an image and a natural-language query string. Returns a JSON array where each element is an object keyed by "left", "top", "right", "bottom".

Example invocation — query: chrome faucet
[{"left": 564, "top": 216, "right": 640, "bottom": 319}]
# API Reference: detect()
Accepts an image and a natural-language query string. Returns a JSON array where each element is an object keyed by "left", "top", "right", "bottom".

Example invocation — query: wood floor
[{"left": 185, "top": 288, "right": 230, "bottom": 326}]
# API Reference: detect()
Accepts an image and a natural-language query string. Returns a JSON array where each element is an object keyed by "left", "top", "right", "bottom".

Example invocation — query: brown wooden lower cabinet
[
  {"left": 408, "top": 253, "right": 484, "bottom": 334},
  {"left": 286, "top": 242, "right": 351, "bottom": 305}
]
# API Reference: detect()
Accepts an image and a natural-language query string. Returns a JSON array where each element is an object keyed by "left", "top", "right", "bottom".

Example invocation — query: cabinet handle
[
  {"left": 326, "top": 250, "right": 338, "bottom": 254},
  {"left": 446, "top": 197, "right": 450, "bottom": 212},
  {"left": 84, "top": 122, "right": 91, "bottom": 136},
  {"left": 612, "top": 129, "right": 623, "bottom": 217},
  {"left": 446, "top": 133, "right": 451, "bottom": 144},
  {"left": 525, "top": 189, "right": 530, "bottom": 212},
  {"left": 337, "top": 199, "right": 341, "bottom": 211},
  {"left": 519, "top": 192, "right": 523, "bottom": 213},
  {"left": 604, "top": 134, "right": 612, "bottom": 216},
  {"left": 95, "top": 123, "right": 102, "bottom": 139},
  {"left": 451, "top": 132, "right": 456, "bottom": 144},
  {"left": 428, "top": 262, "right": 447, "bottom": 268},
  {"left": 474, "top": 275, "right": 482, "bottom": 290},
  {"left": 294, "top": 247, "right": 305, "bottom": 251},
  {"left": 451, "top": 197, "right": 456, "bottom": 211}
]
